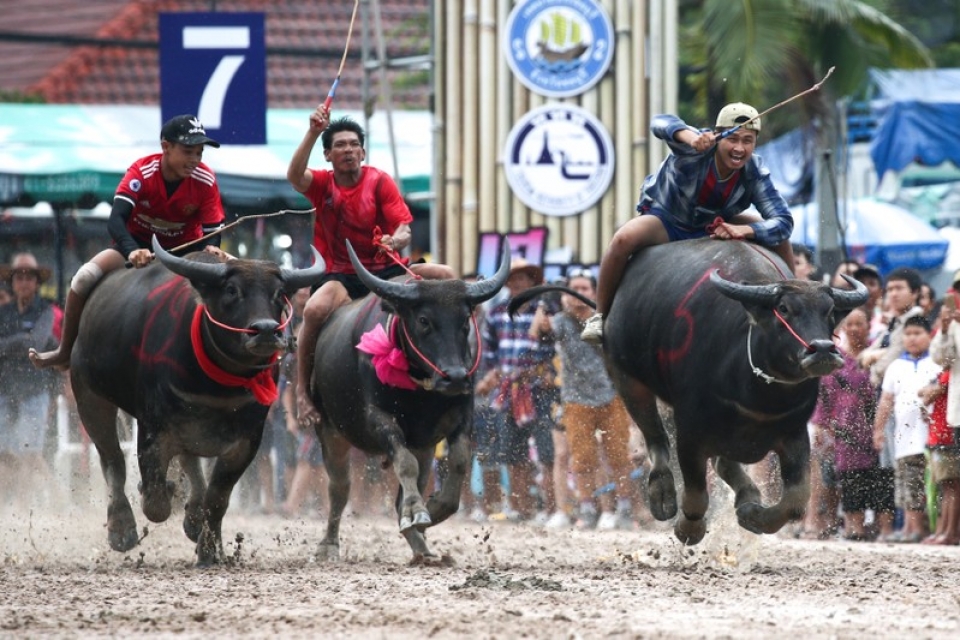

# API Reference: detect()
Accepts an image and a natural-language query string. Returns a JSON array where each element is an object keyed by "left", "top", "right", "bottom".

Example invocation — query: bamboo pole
[
  {"left": 580, "top": 90, "right": 601, "bottom": 262},
  {"left": 460, "top": 0, "right": 480, "bottom": 276},
  {"left": 444, "top": 0, "right": 464, "bottom": 271},
  {"left": 476, "top": 0, "right": 497, "bottom": 271},
  {"left": 431, "top": 0, "right": 446, "bottom": 263},
  {"left": 510, "top": 74, "right": 529, "bottom": 234},
  {"left": 495, "top": 0, "right": 513, "bottom": 235},
  {"left": 633, "top": 0, "right": 649, "bottom": 227},
  {"left": 614, "top": 0, "right": 635, "bottom": 244}
]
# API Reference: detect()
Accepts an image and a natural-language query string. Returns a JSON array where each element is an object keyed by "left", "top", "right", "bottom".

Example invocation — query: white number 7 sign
[{"left": 182, "top": 26, "right": 250, "bottom": 129}]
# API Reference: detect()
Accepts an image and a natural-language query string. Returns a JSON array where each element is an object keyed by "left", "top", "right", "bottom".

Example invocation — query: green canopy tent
[
  {"left": 0, "top": 104, "right": 432, "bottom": 210},
  {"left": 0, "top": 104, "right": 433, "bottom": 301}
]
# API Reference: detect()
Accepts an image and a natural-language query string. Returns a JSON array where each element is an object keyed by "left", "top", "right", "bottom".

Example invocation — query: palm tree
[{"left": 679, "top": 0, "right": 933, "bottom": 134}]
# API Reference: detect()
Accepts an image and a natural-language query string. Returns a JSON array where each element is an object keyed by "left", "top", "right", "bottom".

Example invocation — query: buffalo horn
[
  {"left": 709, "top": 269, "right": 781, "bottom": 307},
  {"left": 153, "top": 235, "right": 227, "bottom": 285},
  {"left": 465, "top": 240, "right": 512, "bottom": 306},
  {"left": 280, "top": 247, "right": 327, "bottom": 291},
  {"left": 346, "top": 239, "right": 420, "bottom": 303},
  {"left": 830, "top": 275, "right": 869, "bottom": 309}
]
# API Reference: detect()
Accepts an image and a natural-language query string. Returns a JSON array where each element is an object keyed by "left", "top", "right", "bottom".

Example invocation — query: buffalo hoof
[
  {"left": 646, "top": 468, "right": 678, "bottom": 521},
  {"left": 735, "top": 502, "right": 770, "bottom": 535},
  {"left": 316, "top": 541, "right": 340, "bottom": 562},
  {"left": 106, "top": 502, "right": 139, "bottom": 552},
  {"left": 107, "top": 523, "right": 140, "bottom": 553},
  {"left": 400, "top": 511, "right": 432, "bottom": 533},
  {"left": 674, "top": 514, "right": 706, "bottom": 546},
  {"left": 409, "top": 553, "right": 455, "bottom": 567},
  {"left": 140, "top": 480, "right": 175, "bottom": 523}
]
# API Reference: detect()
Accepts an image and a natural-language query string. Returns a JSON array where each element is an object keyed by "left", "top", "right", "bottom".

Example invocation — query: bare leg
[
  {"left": 596, "top": 215, "right": 669, "bottom": 315},
  {"left": 296, "top": 282, "right": 349, "bottom": 428},
  {"left": 30, "top": 248, "right": 125, "bottom": 370}
]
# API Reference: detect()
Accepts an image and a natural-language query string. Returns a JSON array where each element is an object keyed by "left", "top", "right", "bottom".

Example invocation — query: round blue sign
[{"left": 503, "top": 0, "right": 615, "bottom": 98}]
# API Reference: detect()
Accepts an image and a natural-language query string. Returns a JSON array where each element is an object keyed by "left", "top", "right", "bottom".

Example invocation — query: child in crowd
[
  {"left": 873, "top": 315, "right": 937, "bottom": 543},
  {"left": 918, "top": 369, "right": 960, "bottom": 545}
]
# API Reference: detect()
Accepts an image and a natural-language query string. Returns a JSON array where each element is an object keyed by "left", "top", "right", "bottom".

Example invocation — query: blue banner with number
[{"left": 159, "top": 12, "right": 266, "bottom": 145}]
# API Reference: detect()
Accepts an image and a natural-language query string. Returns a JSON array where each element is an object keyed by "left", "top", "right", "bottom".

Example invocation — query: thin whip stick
[
  {"left": 323, "top": 0, "right": 361, "bottom": 110},
  {"left": 719, "top": 66, "right": 836, "bottom": 139},
  {"left": 124, "top": 208, "right": 316, "bottom": 267},
  {"left": 169, "top": 208, "right": 316, "bottom": 254}
]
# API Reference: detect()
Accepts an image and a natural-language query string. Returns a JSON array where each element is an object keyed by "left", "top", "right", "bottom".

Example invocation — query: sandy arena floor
[{"left": 1, "top": 476, "right": 958, "bottom": 640}]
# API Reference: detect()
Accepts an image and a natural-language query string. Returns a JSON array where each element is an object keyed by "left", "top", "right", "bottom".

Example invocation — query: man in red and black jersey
[
  {"left": 286, "top": 106, "right": 453, "bottom": 427},
  {"left": 30, "top": 114, "right": 227, "bottom": 370}
]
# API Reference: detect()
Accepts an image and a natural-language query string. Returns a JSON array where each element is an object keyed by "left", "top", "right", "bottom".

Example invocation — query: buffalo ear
[{"left": 378, "top": 297, "right": 397, "bottom": 316}]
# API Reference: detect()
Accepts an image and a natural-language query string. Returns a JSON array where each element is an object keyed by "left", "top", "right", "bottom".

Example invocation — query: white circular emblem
[
  {"left": 503, "top": 104, "right": 615, "bottom": 217},
  {"left": 129, "top": 179, "right": 142, "bottom": 193},
  {"left": 503, "top": 0, "right": 614, "bottom": 98}
]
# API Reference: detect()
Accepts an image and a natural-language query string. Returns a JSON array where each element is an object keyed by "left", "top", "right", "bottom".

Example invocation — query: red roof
[{"left": 3, "top": 0, "right": 430, "bottom": 109}]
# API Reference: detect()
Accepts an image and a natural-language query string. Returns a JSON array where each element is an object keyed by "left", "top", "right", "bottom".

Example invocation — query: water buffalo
[
  {"left": 511, "top": 238, "right": 867, "bottom": 544},
  {"left": 70, "top": 237, "right": 325, "bottom": 565},
  {"left": 310, "top": 240, "right": 510, "bottom": 562}
]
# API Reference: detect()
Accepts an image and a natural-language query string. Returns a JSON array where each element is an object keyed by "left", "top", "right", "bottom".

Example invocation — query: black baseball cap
[
  {"left": 853, "top": 263, "right": 882, "bottom": 283},
  {"left": 161, "top": 115, "right": 220, "bottom": 148}
]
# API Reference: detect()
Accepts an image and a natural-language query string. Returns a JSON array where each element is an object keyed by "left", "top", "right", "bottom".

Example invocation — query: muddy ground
[{"left": 1, "top": 480, "right": 958, "bottom": 640}]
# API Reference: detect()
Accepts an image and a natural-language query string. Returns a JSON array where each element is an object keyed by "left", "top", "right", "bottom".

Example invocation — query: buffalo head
[
  {"left": 710, "top": 271, "right": 868, "bottom": 382},
  {"left": 345, "top": 239, "right": 511, "bottom": 394},
  {"left": 153, "top": 236, "right": 326, "bottom": 360}
]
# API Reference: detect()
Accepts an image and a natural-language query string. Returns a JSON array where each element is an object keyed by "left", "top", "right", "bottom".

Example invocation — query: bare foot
[
  {"left": 28, "top": 347, "right": 71, "bottom": 371},
  {"left": 297, "top": 392, "right": 322, "bottom": 429}
]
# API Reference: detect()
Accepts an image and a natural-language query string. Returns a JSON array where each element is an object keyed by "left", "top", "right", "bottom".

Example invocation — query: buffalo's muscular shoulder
[
  {"left": 70, "top": 238, "right": 325, "bottom": 566},
  {"left": 601, "top": 238, "right": 866, "bottom": 545}
]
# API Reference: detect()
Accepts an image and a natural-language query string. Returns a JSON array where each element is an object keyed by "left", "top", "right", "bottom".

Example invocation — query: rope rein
[{"left": 202, "top": 297, "right": 294, "bottom": 335}]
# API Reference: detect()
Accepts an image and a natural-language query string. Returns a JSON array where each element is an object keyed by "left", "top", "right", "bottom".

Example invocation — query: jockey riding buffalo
[
  {"left": 70, "top": 237, "right": 325, "bottom": 565},
  {"left": 309, "top": 240, "right": 510, "bottom": 562},
  {"left": 511, "top": 238, "right": 867, "bottom": 544}
]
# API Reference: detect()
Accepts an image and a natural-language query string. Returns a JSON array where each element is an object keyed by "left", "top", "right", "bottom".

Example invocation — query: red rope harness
[
  {"left": 395, "top": 312, "right": 484, "bottom": 381},
  {"left": 202, "top": 297, "right": 293, "bottom": 334}
]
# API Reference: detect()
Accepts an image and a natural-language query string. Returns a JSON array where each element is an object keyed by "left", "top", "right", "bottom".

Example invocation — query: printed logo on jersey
[
  {"left": 503, "top": 0, "right": 614, "bottom": 98},
  {"left": 503, "top": 104, "right": 614, "bottom": 217},
  {"left": 130, "top": 179, "right": 142, "bottom": 193}
]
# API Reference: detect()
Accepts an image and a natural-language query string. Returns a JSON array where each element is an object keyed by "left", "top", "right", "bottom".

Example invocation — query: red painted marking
[
  {"left": 656, "top": 268, "right": 714, "bottom": 371},
  {"left": 131, "top": 276, "right": 196, "bottom": 375}
]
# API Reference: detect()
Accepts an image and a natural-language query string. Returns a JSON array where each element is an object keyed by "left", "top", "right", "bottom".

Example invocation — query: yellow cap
[{"left": 716, "top": 103, "right": 760, "bottom": 132}]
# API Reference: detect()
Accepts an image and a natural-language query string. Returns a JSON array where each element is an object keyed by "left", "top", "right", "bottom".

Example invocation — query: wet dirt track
[{"left": 2, "top": 495, "right": 958, "bottom": 639}]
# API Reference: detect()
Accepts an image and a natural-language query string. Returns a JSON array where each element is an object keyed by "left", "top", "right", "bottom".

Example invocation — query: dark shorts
[
  {"left": 642, "top": 207, "right": 709, "bottom": 242},
  {"left": 839, "top": 467, "right": 885, "bottom": 513},
  {"left": 312, "top": 263, "right": 413, "bottom": 300}
]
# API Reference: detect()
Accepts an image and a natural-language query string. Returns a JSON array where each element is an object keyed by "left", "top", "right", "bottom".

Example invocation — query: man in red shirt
[
  {"left": 30, "top": 114, "right": 227, "bottom": 369},
  {"left": 286, "top": 106, "right": 452, "bottom": 427}
]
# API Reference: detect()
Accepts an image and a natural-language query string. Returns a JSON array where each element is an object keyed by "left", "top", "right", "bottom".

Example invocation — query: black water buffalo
[
  {"left": 513, "top": 238, "right": 867, "bottom": 544},
  {"left": 70, "top": 237, "right": 325, "bottom": 565},
  {"left": 310, "top": 240, "right": 510, "bottom": 562}
]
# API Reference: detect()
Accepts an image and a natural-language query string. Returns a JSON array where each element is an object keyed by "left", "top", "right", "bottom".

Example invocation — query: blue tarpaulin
[
  {"left": 868, "top": 69, "right": 960, "bottom": 178},
  {"left": 790, "top": 197, "right": 949, "bottom": 275}
]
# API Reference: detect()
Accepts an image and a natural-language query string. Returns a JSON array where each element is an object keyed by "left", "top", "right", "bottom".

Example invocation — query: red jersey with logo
[
  {"left": 303, "top": 165, "right": 412, "bottom": 274},
  {"left": 115, "top": 153, "right": 225, "bottom": 250}
]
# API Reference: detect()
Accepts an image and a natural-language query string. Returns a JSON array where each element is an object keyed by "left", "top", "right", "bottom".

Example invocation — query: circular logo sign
[
  {"left": 503, "top": 0, "right": 614, "bottom": 98},
  {"left": 503, "top": 104, "right": 615, "bottom": 217}
]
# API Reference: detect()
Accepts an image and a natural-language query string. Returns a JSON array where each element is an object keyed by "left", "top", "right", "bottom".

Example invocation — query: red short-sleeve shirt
[
  {"left": 303, "top": 165, "right": 412, "bottom": 274},
  {"left": 115, "top": 153, "right": 225, "bottom": 250}
]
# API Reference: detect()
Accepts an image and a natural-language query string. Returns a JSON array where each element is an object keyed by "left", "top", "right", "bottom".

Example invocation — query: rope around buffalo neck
[{"left": 746, "top": 323, "right": 790, "bottom": 385}]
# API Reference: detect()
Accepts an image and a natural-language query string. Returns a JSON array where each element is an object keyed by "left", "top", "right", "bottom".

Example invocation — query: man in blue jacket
[{"left": 581, "top": 103, "right": 795, "bottom": 343}]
